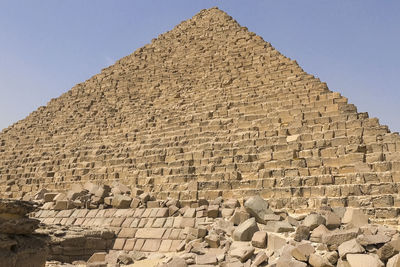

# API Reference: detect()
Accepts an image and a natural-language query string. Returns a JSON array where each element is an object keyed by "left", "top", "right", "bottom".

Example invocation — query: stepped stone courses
[
  {"left": 1, "top": 6, "right": 400, "bottom": 266},
  {"left": 1, "top": 8, "right": 400, "bottom": 223}
]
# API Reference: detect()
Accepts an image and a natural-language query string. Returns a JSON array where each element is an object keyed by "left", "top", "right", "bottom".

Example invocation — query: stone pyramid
[{"left": 1, "top": 8, "right": 400, "bottom": 222}]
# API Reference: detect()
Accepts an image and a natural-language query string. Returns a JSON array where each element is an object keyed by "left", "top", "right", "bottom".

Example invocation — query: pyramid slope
[{"left": 1, "top": 8, "right": 400, "bottom": 222}]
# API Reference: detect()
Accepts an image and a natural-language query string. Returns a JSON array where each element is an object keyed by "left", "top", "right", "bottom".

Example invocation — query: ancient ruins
[{"left": 1, "top": 7, "right": 400, "bottom": 267}]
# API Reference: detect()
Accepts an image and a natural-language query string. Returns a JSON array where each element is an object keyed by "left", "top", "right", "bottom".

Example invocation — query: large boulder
[
  {"left": 338, "top": 239, "right": 365, "bottom": 259},
  {"left": 111, "top": 194, "right": 132, "bottom": 209},
  {"left": 244, "top": 196, "right": 273, "bottom": 224},
  {"left": 346, "top": 254, "right": 384, "bottom": 267},
  {"left": 303, "top": 214, "right": 326, "bottom": 231},
  {"left": 232, "top": 217, "right": 259, "bottom": 241},
  {"left": 321, "top": 228, "right": 359, "bottom": 246},
  {"left": 341, "top": 208, "right": 368, "bottom": 228}
]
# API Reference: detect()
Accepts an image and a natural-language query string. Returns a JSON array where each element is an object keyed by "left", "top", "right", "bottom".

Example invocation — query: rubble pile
[
  {"left": 35, "top": 194, "right": 400, "bottom": 267},
  {"left": 31, "top": 181, "right": 151, "bottom": 211},
  {"left": 154, "top": 196, "right": 400, "bottom": 267}
]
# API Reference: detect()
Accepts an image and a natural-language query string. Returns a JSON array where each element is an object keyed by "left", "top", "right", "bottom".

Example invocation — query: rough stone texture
[
  {"left": 1, "top": 6, "right": 400, "bottom": 267},
  {"left": 294, "top": 225, "right": 310, "bottom": 242},
  {"left": 303, "top": 214, "right": 326, "bottom": 231},
  {"left": 291, "top": 243, "right": 315, "bottom": 262},
  {"left": 251, "top": 231, "right": 267, "bottom": 248},
  {"left": 243, "top": 196, "right": 272, "bottom": 224},
  {"left": 322, "top": 228, "right": 359, "bottom": 246},
  {"left": 0, "top": 199, "right": 48, "bottom": 267},
  {"left": 346, "top": 254, "right": 384, "bottom": 267},
  {"left": 338, "top": 239, "right": 365, "bottom": 259},
  {"left": 0, "top": 8, "right": 398, "bottom": 225},
  {"left": 387, "top": 254, "right": 400, "bottom": 267},
  {"left": 232, "top": 218, "right": 259, "bottom": 241},
  {"left": 342, "top": 209, "right": 369, "bottom": 228}
]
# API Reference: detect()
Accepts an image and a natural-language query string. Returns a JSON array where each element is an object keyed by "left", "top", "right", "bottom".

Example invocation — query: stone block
[
  {"left": 251, "top": 231, "right": 267, "bottom": 248},
  {"left": 244, "top": 195, "right": 273, "bottom": 224},
  {"left": 141, "top": 239, "right": 161, "bottom": 252},
  {"left": 232, "top": 217, "right": 259, "bottom": 241},
  {"left": 111, "top": 194, "right": 132, "bottom": 209},
  {"left": 135, "top": 228, "right": 166, "bottom": 239}
]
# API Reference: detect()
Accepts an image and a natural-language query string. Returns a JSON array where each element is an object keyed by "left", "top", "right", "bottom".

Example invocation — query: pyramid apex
[{"left": 194, "top": 6, "right": 233, "bottom": 20}]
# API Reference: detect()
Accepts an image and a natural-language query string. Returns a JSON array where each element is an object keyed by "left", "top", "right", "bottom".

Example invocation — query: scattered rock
[
  {"left": 342, "top": 208, "right": 369, "bottom": 228},
  {"left": 244, "top": 196, "right": 273, "bottom": 224},
  {"left": 232, "top": 218, "right": 259, "bottom": 241}
]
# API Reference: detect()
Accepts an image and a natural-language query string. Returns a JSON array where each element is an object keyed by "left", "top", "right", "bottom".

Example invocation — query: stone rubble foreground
[{"left": 20, "top": 182, "right": 400, "bottom": 267}]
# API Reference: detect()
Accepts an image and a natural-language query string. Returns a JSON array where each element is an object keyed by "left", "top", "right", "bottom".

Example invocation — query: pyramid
[{"left": 1, "top": 8, "right": 400, "bottom": 222}]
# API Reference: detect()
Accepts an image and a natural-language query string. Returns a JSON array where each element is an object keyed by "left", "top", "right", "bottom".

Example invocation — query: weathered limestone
[
  {"left": 0, "top": 7, "right": 398, "bottom": 226},
  {"left": 24, "top": 193, "right": 400, "bottom": 266},
  {"left": 232, "top": 218, "right": 259, "bottom": 241}
]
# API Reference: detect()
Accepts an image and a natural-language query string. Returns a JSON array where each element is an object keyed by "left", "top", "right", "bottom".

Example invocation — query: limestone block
[
  {"left": 387, "top": 254, "right": 400, "bottom": 267},
  {"left": 303, "top": 213, "right": 326, "bottom": 230},
  {"left": 196, "top": 253, "right": 218, "bottom": 265},
  {"left": 229, "top": 208, "right": 250, "bottom": 226},
  {"left": 267, "top": 233, "right": 287, "bottom": 252},
  {"left": 308, "top": 253, "right": 334, "bottom": 267},
  {"left": 322, "top": 228, "right": 360, "bottom": 246},
  {"left": 44, "top": 193, "right": 58, "bottom": 202},
  {"left": 229, "top": 246, "right": 254, "bottom": 263},
  {"left": 342, "top": 208, "right": 368, "bottom": 227},
  {"left": 87, "top": 252, "right": 107, "bottom": 263},
  {"left": 310, "top": 225, "right": 329, "bottom": 243},
  {"left": 294, "top": 225, "right": 310, "bottom": 242},
  {"left": 111, "top": 194, "right": 132, "bottom": 209},
  {"left": 251, "top": 231, "right": 267, "bottom": 248},
  {"left": 243, "top": 196, "right": 273, "bottom": 224},
  {"left": 232, "top": 217, "right": 259, "bottom": 241},
  {"left": 291, "top": 243, "right": 315, "bottom": 262},
  {"left": 346, "top": 254, "right": 384, "bottom": 267},
  {"left": 264, "top": 220, "right": 294, "bottom": 233},
  {"left": 338, "top": 239, "right": 365, "bottom": 259}
]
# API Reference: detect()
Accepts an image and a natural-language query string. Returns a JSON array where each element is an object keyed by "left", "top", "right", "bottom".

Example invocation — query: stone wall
[{"left": 1, "top": 7, "right": 400, "bottom": 219}]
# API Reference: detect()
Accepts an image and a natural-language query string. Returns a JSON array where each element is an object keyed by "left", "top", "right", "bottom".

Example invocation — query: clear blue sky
[{"left": 0, "top": 1, "right": 399, "bottom": 132}]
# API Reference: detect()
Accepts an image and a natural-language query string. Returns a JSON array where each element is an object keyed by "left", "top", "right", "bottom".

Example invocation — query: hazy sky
[{"left": 0, "top": 1, "right": 399, "bottom": 132}]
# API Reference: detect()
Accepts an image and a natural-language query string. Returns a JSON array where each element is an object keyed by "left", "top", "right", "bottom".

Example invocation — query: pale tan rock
[
  {"left": 244, "top": 196, "right": 273, "bottom": 224},
  {"left": 251, "top": 231, "right": 267, "bottom": 248},
  {"left": 342, "top": 208, "right": 369, "bottom": 228},
  {"left": 43, "top": 192, "right": 58, "bottom": 202},
  {"left": 303, "top": 213, "right": 326, "bottom": 230},
  {"left": 232, "top": 218, "right": 259, "bottom": 241},
  {"left": 196, "top": 253, "right": 218, "bottom": 265},
  {"left": 230, "top": 246, "right": 254, "bottom": 262},
  {"left": 230, "top": 208, "right": 250, "bottom": 226},
  {"left": 387, "top": 254, "right": 400, "bottom": 267},
  {"left": 291, "top": 243, "right": 315, "bottom": 262},
  {"left": 87, "top": 252, "right": 107, "bottom": 263},
  {"left": 309, "top": 253, "right": 334, "bottom": 267},
  {"left": 252, "top": 251, "right": 268, "bottom": 266},
  {"left": 264, "top": 220, "right": 294, "bottom": 233},
  {"left": 207, "top": 205, "right": 219, "bottom": 218},
  {"left": 310, "top": 224, "right": 329, "bottom": 243},
  {"left": 321, "top": 228, "right": 359, "bottom": 246},
  {"left": 111, "top": 194, "right": 132, "bottom": 208},
  {"left": 205, "top": 234, "right": 220, "bottom": 248},
  {"left": 346, "top": 254, "right": 384, "bottom": 267},
  {"left": 267, "top": 233, "right": 287, "bottom": 252},
  {"left": 357, "top": 234, "right": 391, "bottom": 246},
  {"left": 294, "top": 225, "right": 310, "bottom": 242},
  {"left": 338, "top": 239, "right": 365, "bottom": 259}
]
